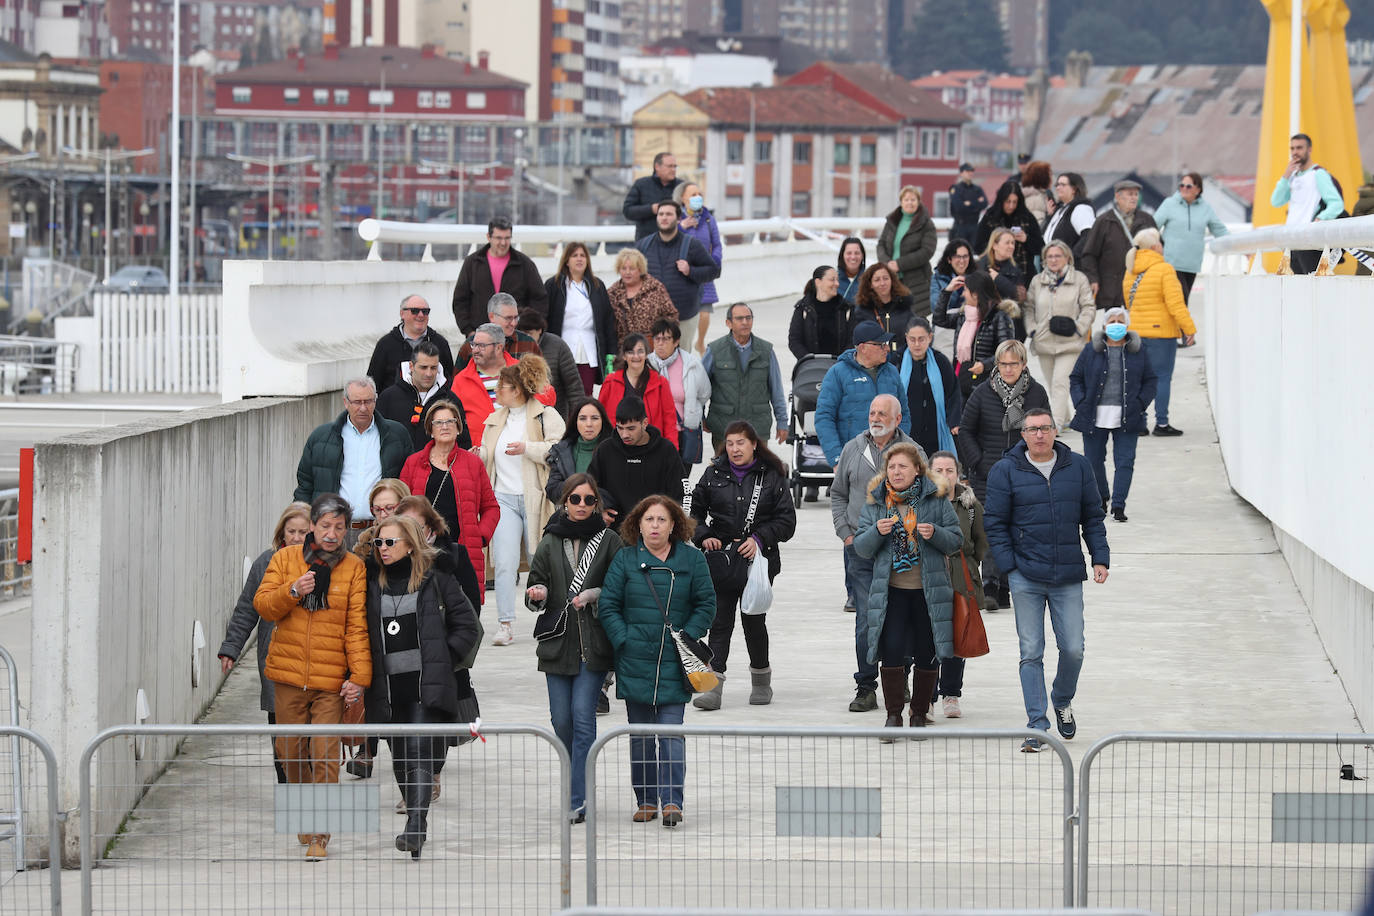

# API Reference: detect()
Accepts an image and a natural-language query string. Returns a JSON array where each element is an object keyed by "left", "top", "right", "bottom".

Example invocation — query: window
[
  {"left": 945, "top": 128, "right": 959, "bottom": 159},
  {"left": 133, "top": 19, "right": 140, "bottom": 29},
  {"left": 231, "top": 86, "right": 251, "bottom": 103},
  {"left": 726, "top": 139, "right": 743, "bottom": 164},
  {"left": 587, "top": 27, "right": 602, "bottom": 42},
  {"left": 791, "top": 191, "right": 811, "bottom": 215},
  {"left": 313, "top": 88, "right": 328, "bottom": 104},
  {"left": 283, "top": 87, "right": 299, "bottom": 103},
  {"left": 860, "top": 143, "right": 876, "bottom": 166},
  {"left": 754, "top": 140, "right": 772, "bottom": 162},
  {"left": 367, "top": 89, "right": 394, "bottom": 105},
  {"left": 417, "top": 90, "right": 434, "bottom": 108},
  {"left": 433, "top": 190, "right": 450, "bottom": 206},
  {"left": 902, "top": 127, "right": 915, "bottom": 158},
  {"left": 752, "top": 195, "right": 771, "bottom": 219},
  {"left": 334, "top": 89, "right": 349, "bottom": 104},
  {"left": 436, "top": 91, "right": 452, "bottom": 108},
  {"left": 793, "top": 141, "right": 811, "bottom": 163},
  {"left": 464, "top": 92, "right": 484, "bottom": 109},
  {"left": 464, "top": 125, "right": 486, "bottom": 143},
  {"left": 833, "top": 199, "right": 849, "bottom": 217},
  {"left": 833, "top": 141, "right": 850, "bottom": 166},
  {"left": 723, "top": 194, "right": 743, "bottom": 218},
  {"left": 919, "top": 128, "right": 941, "bottom": 158}
]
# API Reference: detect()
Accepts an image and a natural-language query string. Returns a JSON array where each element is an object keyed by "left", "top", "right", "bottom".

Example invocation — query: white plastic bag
[{"left": 739, "top": 557, "right": 773, "bottom": 616}]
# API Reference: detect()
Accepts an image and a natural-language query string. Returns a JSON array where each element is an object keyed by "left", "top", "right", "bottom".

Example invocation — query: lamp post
[
  {"left": 82, "top": 201, "right": 93, "bottom": 262},
  {"left": 63, "top": 146, "right": 154, "bottom": 282},
  {"left": 511, "top": 128, "right": 525, "bottom": 221},
  {"left": 419, "top": 158, "right": 501, "bottom": 225},
  {"left": 226, "top": 152, "right": 315, "bottom": 260},
  {"left": 377, "top": 54, "right": 393, "bottom": 220}
]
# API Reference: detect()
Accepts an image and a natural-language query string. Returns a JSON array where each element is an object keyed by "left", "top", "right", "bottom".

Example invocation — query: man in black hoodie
[
  {"left": 587, "top": 395, "right": 685, "bottom": 523},
  {"left": 365, "top": 295, "right": 456, "bottom": 393},
  {"left": 376, "top": 341, "right": 468, "bottom": 451}
]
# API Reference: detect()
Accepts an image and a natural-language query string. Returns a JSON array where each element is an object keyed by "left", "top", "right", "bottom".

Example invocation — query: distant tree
[
  {"left": 1047, "top": 0, "right": 1274, "bottom": 68},
  {"left": 892, "top": 0, "right": 1010, "bottom": 78}
]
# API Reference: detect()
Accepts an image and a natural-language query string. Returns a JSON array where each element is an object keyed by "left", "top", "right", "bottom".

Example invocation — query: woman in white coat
[
  {"left": 1024, "top": 240, "right": 1095, "bottom": 429},
  {"left": 480, "top": 354, "right": 566, "bottom": 645},
  {"left": 647, "top": 317, "right": 712, "bottom": 471}
]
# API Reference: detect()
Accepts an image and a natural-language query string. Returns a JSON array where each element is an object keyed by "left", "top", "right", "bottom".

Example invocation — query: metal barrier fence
[
  {"left": 1079, "top": 732, "right": 1374, "bottom": 915},
  {"left": 0, "top": 644, "right": 27, "bottom": 872},
  {"left": 564, "top": 910, "right": 1158, "bottom": 915},
  {"left": 585, "top": 725, "right": 1075, "bottom": 911},
  {"left": 0, "top": 490, "right": 32, "bottom": 595},
  {"left": 78, "top": 723, "right": 570, "bottom": 914},
  {"left": 0, "top": 726, "right": 62, "bottom": 915}
]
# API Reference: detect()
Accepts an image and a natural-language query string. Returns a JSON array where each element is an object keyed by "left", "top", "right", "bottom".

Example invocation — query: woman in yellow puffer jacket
[{"left": 1121, "top": 228, "right": 1196, "bottom": 437}]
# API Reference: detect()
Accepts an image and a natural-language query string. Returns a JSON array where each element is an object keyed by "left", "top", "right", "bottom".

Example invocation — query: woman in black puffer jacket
[
  {"left": 937, "top": 271, "right": 1018, "bottom": 398},
  {"left": 788, "top": 265, "right": 850, "bottom": 359},
  {"left": 689, "top": 420, "right": 797, "bottom": 711},
  {"left": 973, "top": 180, "right": 1044, "bottom": 279}
]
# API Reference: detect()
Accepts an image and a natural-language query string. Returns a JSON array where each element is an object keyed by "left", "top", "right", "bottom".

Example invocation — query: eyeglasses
[
  {"left": 371, "top": 537, "right": 403, "bottom": 547},
  {"left": 996, "top": 360, "right": 1024, "bottom": 368},
  {"left": 471, "top": 341, "right": 500, "bottom": 350},
  {"left": 951, "top": 253, "right": 970, "bottom": 260},
  {"left": 489, "top": 234, "right": 512, "bottom": 243},
  {"left": 493, "top": 311, "right": 517, "bottom": 323},
  {"left": 346, "top": 397, "right": 376, "bottom": 407},
  {"left": 1055, "top": 180, "right": 1070, "bottom": 186},
  {"left": 730, "top": 314, "right": 754, "bottom": 322},
  {"left": 371, "top": 502, "right": 398, "bottom": 515},
  {"left": 431, "top": 418, "right": 458, "bottom": 428},
  {"left": 566, "top": 493, "right": 598, "bottom": 506},
  {"left": 1022, "top": 425, "right": 1055, "bottom": 435},
  {"left": 404, "top": 307, "right": 431, "bottom": 315}
]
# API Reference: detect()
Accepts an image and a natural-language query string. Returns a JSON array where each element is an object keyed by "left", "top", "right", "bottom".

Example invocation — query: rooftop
[
  {"left": 226, "top": 44, "right": 526, "bottom": 90},
  {"left": 788, "top": 61, "right": 968, "bottom": 125},
  {"left": 681, "top": 84, "right": 897, "bottom": 130}
]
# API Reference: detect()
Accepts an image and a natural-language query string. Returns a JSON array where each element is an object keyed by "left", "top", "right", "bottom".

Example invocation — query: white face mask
[{"left": 869, "top": 423, "right": 893, "bottom": 439}]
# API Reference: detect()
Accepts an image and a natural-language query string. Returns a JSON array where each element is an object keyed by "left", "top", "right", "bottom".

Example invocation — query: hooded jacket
[
  {"left": 399, "top": 443, "right": 500, "bottom": 593},
  {"left": 1068, "top": 330, "right": 1159, "bottom": 436},
  {"left": 788, "top": 292, "right": 851, "bottom": 359},
  {"left": 1153, "top": 191, "right": 1229, "bottom": 274},
  {"left": 585, "top": 425, "right": 686, "bottom": 516},
  {"left": 689, "top": 454, "right": 797, "bottom": 582},
  {"left": 365, "top": 324, "right": 456, "bottom": 394},
  {"left": 814, "top": 348, "right": 912, "bottom": 466},
  {"left": 254, "top": 546, "right": 372, "bottom": 691},
  {"left": 450, "top": 242, "right": 549, "bottom": 335},
  {"left": 956, "top": 371, "right": 1051, "bottom": 500},
  {"left": 598, "top": 369, "right": 678, "bottom": 449},
  {"left": 983, "top": 440, "right": 1110, "bottom": 585},
  {"left": 877, "top": 204, "right": 937, "bottom": 312},
  {"left": 1123, "top": 248, "right": 1196, "bottom": 339}
]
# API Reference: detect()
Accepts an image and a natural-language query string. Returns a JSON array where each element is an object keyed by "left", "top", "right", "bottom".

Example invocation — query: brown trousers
[{"left": 273, "top": 685, "right": 344, "bottom": 785}]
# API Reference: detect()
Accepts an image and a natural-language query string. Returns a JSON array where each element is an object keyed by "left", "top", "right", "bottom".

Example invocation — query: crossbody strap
[
  {"left": 1127, "top": 265, "right": 1152, "bottom": 310},
  {"left": 640, "top": 567, "right": 672, "bottom": 625},
  {"left": 566, "top": 530, "right": 607, "bottom": 602},
  {"left": 742, "top": 482, "right": 763, "bottom": 535}
]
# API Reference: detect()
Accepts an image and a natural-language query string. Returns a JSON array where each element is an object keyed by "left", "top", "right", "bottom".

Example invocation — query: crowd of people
[{"left": 215, "top": 150, "right": 1222, "bottom": 856}]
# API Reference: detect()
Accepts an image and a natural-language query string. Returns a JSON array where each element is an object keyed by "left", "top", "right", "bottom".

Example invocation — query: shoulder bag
[
  {"left": 951, "top": 552, "right": 990, "bottom": 659},
  {"left": 533, "top": 530, "right": 607, "bottom": 642},
  {"left": 703, "top": 481, "right": 762, "bottom": 594},
  {"left": 641, "top": 566, "right": 718, "bottom": 693}
]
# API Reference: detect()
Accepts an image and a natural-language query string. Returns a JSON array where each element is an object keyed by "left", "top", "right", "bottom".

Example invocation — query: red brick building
[{"left": 98, "top": 59, "right": 206, "bottom": 174}]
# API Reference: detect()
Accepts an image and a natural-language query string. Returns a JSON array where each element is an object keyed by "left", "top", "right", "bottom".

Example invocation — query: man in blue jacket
[
  {"left": 815, "top": 322, "right": 911, "bottom": 467},
  {"left": 983, "top": 407, "right": 1109, "bottom": 753}
]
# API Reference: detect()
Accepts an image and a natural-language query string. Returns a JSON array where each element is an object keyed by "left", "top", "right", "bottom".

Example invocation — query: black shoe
[
  {"left": 1101, "top": 498, "right": 1109, "bottom": 514},
  {"left": 1153, "top": 424, "right": 1183, "bottom": 437},
  {"left": 803, "top": 487, "right": 819, "bottom": 502},
  {"left": 596, "top": 687, "right": 610, "bottom": 716},
  {"left": 848, "top": 687, "right": 877, "bottom": 712},
  {"left": 997, "top": 582, "right": 1011, "bottom": 610},
  {"left": 1054, "top": 706, "right": 1077, "bottom": 740},
  {"left": 1111, "top": 506, "right": 1128, "bottom": 522},
  {"left": 570, "top": 807, "right": 586, "bottom": 824}
]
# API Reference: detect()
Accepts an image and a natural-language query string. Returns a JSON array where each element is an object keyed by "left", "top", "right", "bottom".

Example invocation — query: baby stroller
[{"left": 788, "top": 354, "right": 838, "bottom": 506}]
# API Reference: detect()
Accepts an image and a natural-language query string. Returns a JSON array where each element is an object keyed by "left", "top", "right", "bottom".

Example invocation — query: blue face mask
[
  {"left": 688, "top": 195, "right": 704, "bottom": 211},
  {"left": 1105, "top": 323, "right": 1128, "bottom": 341}
]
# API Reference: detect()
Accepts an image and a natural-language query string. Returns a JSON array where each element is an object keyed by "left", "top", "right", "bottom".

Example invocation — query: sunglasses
[
  {"left": 1178, "top": 183, "right": 1196, "bottom": 190},
  {"left": 405, "top": 307, "right": 431, "bottom": 315},
  {"left": 371, "top": 537, "right": 404, "bottom": 547},
  {"left": 566, "top": 493, "right": 598, "bottom": 507}
]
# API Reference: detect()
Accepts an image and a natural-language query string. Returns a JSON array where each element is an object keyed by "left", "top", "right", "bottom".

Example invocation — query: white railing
[
  {"left": 94, "top": 291, "right": 222, "bottom": 394},
  {"left": 1209, "top": 214, "right": 1374, "bottom": 264},
  {"left": 0, "top": 334, "right": 79, "bottom": 394}
]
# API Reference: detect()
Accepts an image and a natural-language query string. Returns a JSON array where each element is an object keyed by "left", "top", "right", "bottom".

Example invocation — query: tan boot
[{"left": 306, "top": 834, "right": 328, "bottom": 860}]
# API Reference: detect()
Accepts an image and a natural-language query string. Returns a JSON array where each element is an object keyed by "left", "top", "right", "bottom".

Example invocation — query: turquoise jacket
[{"left": 1153, "top": 192, "right": 1229, "bottom": 274}]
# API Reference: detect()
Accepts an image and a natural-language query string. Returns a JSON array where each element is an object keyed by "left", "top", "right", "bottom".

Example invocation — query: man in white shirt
[{"left": 1270, "top": 132, "right": 1346, "bottom": 275}]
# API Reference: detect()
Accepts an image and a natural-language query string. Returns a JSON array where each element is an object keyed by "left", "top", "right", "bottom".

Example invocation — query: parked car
[{"left": 104, "top": 266, "right": 169, "bottom": 292}]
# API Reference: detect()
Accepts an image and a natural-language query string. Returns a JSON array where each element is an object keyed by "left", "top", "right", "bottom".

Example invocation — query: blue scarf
[{"left": 900, "top": 350, "right": 957, "bottom": 454}]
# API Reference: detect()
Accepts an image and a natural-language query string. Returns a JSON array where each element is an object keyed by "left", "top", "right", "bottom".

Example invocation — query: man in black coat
[
  {"left": 365, "top": 295, "right": 455, "bottom": 393},
  {"left": 622, "top": 152, "right": 682, "bottom": 240},
  {"left": 586, "top": 396, "right": 685, "bottom": 524},
  {"left": 450, "top": 217, "right": 549, "bottom": 335},
  {"left": 948, "top": 163, "right": 987, "bottom": 243},
  {"left": 376, "top": 341, "right": 469, "bottom": 451},
  {"left": 636, "top": 200, "right": 720, "bottom": 349}
]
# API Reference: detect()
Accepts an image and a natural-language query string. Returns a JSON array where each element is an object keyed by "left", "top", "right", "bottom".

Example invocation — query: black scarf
[
  {"left": 301, "top": 532, "right": 346, "bottom": 610},
  {"left": 544, "top": 507, "right": 607, "bottom": 541}
]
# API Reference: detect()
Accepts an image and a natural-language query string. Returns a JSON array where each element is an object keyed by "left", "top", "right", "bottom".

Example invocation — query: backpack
[{"left": 1313, "top": 167, "right": 1351, "bottom": 220}]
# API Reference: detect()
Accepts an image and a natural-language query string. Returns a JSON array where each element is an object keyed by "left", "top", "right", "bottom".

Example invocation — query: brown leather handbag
[{"left": 951, "top": 553, "right": 990, "bottom": 659}]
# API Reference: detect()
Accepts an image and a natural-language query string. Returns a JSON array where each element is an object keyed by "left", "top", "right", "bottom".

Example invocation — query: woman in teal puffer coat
[
  {"left": 599, "top": 494, "right": 715, "bottom": 828},
  {"left": 853, "top": 442, "right": 962, "bottom": 738}
]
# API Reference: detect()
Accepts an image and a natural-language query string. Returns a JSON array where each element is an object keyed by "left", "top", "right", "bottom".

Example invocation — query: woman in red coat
[
  {"left": 400, "top": 401, "right": 500, "bottom": 593},
  {"left": 597, "top": 333, "right": 678, "bottom": 450}
]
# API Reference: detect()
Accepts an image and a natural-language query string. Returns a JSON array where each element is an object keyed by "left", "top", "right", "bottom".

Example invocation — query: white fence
[{"left": 91, "top": 292, "right": 221, "bottom": 394}]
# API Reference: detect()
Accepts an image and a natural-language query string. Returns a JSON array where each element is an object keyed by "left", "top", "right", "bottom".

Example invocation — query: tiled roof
[
  {"left": 227, "top": 45, "right": 525, "bottom": 89},
  {"left": 682, "top": 85, "right": 897, "bottom": 130},
  {"left": 789, "top": 62, "right": 967, "bottom": 124}
]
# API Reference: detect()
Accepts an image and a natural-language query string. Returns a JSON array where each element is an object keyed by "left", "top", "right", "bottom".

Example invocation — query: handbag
[
  {"left": 640, "top": 567, "right": 718, "bottom": 693},
  {"left": 533, "top": 530, "right": 607, "bottom": 641},
  {"left": 951, "top": 552, "right": 990, "bottom": 659},
  {"left": 339, "top": 696, "right": 366, "bottom": 746},
  {"left": 679, "top": 425, "right": 704, "bottom": 465},
  {"left": 453, "top": 670, "right": 481, "bottom": 747},
  {"left": 702, "top": 482, "right": 762, "bottom": 594},
  {"left": 1048, "top": 315, "right": 1078, "bottom": 337}
]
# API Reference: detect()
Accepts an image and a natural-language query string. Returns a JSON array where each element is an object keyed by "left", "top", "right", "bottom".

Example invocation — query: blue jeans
[
  {"left": 546, "top": 663, "right": 605, "bottom": 812},
  {"left": 492, "top": 491, "right": 528, "bottom": 623},
  {"left": 844, "top": 543, "right": 877, "bottom": 690},
  {"left": 1140, "top": 337, "right": 1177, "bottom": 426},
  {"left": 1009, "top": 570, "right": 1085, "bottom": 732},
  {"left": 624, "top": 701, "right": 686, "bottom": 809},
  {"left": 1080, "top": 426, "right": 1141, "bottom": 509}
]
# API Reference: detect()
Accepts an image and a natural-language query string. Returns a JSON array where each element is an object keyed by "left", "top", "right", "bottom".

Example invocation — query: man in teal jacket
[
  {"left": 815, "top": 322, "right": 912, "bottom": 467},
  {"left": 1270, "top": 132, "right": 1346, "bottom": 275}
]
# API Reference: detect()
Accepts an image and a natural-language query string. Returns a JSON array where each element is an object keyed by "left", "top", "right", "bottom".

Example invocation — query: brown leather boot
[
  {"left": 909, "top": 669, "right": 940, "bottom": 731},
  {"left": 879, "top": 667, "right": 907, "bottom": 742}
]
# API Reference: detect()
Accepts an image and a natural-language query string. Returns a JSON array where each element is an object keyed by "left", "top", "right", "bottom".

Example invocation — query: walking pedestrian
[
  {"left": 1078, "top": 180, "right": 1157, "bottom": 310},
  {"left": 899, "top": 318, "right": 960, "bottom": 458},
  {"left": 648, "top": 318, "right": 711, "bottom": 469},
  {"left": 940, "top": 271, "right": 1016, "bottom": 398},
  {"left": 877, "top": 186, "right": 937, "bottom": 317},
  {"left": 788, "top": 265, "right": 850, "bottom": 359},
  {"left": 930, "top": 238, "right": 975, "bottom": 325},
  {"left": 599, "top": 333, "right": 678, "bottom": 452},
  {"left": 1269, "top": 133, "right": 1345, "bottom": 275},
  {"left": 1043, "top": 172, "right": 1094, "bottom": 255},
  {"left": 849, "top": 263, "right": 915, "bottom": 364},
  {"left": 607, "top": 249, "right": 678, "bottom": 343},
  {"left": 836, "top": 237, "right": 867, "bottom": 305},
  {"left": 1024, "top": 240, "right": 1094, "bottom": 428},
  {"left": 948, "top": 163, "right": 988, "bottom": 244},
  {"left": 545, "top": 397, "right": 613, "bottom": 505},
  {"left": 1122, "top": 227, "right": 1196, "bottom": 437},
  {"left": 623, "top": 152, "right": 682, "bottom": 240},
  {"left": 1153, "top": 172, "right": 1228, "bottom": 302},
  {"left": 974, "top": 181, "right": 1044, "bottom": 282},
  {"left": 815, "top": 321, "right": 911, "bottom": 469},
  {"left": 1020, "top": 160, "right": 1053, "bottom": 225},
  {"left": 545, "top": 241, "right": 618, "bottom": 394},
  {"left": 927, "top": 451, "right": 991, "bottom": 711},
  {"left": 673, "top": 180, "right": 722, "bottom": 355}
]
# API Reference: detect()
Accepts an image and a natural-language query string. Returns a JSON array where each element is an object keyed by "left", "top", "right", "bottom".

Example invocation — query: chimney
[
  {"left": 1064, "top": 50, "right": 1092, "bottom": 89},
  {"left": 420, "top": 43, "right": 435, "bottom": 59},
  {"left": 464, "top": 61, "right": 472, "bottom": 74},
  {"left": 296, "top": 51, "right": 305, "bottom": 72},
  {"left": 477, "top": 50, "right": 489, "bottom": 70},
  {"left": 324, "top": 42, "right": 340, "bottom": 61}
]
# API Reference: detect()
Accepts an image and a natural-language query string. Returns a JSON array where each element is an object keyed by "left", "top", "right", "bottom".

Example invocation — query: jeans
[
  {"left": 624, "top": 701, "right": 686, "bottom": 809},
  {"left": 706, "top": 588, "right": 769, "bottom": 674},
  {"left": 1139, "top": 337, "right": 1177, "bottom": 427},
  {"left": 1009, "top": 570, "right": 1085, "bottom": 732},
  {"left": 1080, "top": 426, "right": 1141, "bottom": 509},
  {"left": 844, "top": 543, "right": 877, "bottom": 690},
  {"left": 935, "top": 657, "right": 965, "bottom": 699},
  {"left": 492, "top": 491, "right": 528, "bottom": 623},
  {"left": 878, "top": 587, "right": 937, "bottom": 670},
  {"left": 546, "top": 663, "right": 605, "bottom": 812}
]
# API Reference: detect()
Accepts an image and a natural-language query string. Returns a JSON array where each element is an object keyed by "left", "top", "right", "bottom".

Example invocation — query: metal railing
[
  {"left": 0, "top": 337, "right": 79, "bottom": 397},
  {"left": 0, "top": 491, "right": 29, "bottom": 595},
  {"left": 584, "top": 725, "right": 1076, "bottom": 911},
  {"left": 1210, "top": 213, "right": 1374, "bottom": 256},
  {"left": 0, "top": 726, "right": 61, "bottom": 915},
  {"left": 1078, "top": 732, "right": 1374, "bottom": 915}
]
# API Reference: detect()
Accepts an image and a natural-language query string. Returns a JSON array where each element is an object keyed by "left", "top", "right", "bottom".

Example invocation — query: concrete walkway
[{"left": 1, "top": 295, "right": 1365, "bottom": 914}]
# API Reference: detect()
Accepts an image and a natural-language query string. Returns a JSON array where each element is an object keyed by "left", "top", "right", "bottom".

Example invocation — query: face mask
[
  {"left": 1105, "top": 323, "right": 1128, "bottom": 341},
  {"left": 688, "top": 195, "right": 703, "bottom": 211}
]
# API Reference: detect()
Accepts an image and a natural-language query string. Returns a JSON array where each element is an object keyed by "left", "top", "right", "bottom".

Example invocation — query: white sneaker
[
  {"left": 491, "top": 622, "right": 514, "bottom": 646},
  {"left": 942, "top": 696, "right": 962, "bottom": 718}
]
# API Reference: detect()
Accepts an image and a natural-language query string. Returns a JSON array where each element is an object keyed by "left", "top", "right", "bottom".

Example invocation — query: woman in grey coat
[
  {"left": 853, "top": 443, "right": 962, "bottom": 738},
  {"left": 216, "top": 500, "right": 313, "bottom": 783}
]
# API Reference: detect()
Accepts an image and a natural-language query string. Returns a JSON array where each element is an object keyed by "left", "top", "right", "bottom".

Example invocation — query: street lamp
[
  {"left": 64, "top": 146, "right": 155, "bottom": 282},
  {"left": 226, "top": 152, "right": 315, "bottom": 260},
  {"left": 376, "top": 54, "right": 393, "bottom": 221},
  {"left": 419, "top": 158, "right": 501, "bottom": 225},
  {"left": 511, "top": 128, "right": 526, "bottom": 221}
]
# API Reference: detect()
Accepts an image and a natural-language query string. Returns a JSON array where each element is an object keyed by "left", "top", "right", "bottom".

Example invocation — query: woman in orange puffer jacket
[{"left": 1121, "top": 228, "right": 1197, "bottom": 437}]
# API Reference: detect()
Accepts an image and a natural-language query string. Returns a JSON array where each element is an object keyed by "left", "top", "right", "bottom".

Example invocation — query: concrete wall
[
  {"left": 221, "top": 238, "right": 862, "bottom": 400},
  {"left": 1206, "top": 272, "right": 1374, "bottom": 726},
  {"left": 31, "top": 391, "right": 336, "bottom": 860}
]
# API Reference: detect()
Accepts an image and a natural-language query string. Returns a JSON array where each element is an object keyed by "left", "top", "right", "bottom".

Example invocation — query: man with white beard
[{"left": 828, "top": 394, "right": 927, "bottom": 712}]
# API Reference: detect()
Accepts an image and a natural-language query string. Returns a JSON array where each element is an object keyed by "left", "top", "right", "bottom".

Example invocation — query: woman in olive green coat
[{"left": 525, "top": 472, "right": 625, "bottom": 823}]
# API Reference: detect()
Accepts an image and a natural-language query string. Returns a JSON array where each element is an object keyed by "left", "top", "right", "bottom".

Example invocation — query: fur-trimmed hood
[
  {"left": 954, "top": 481, "right": 978, "bottom": 510},
  {"left": 1091, "top": 328, "right": 1142, "bottom": 352},
  {"left": 998, "top": 298, "right": 1022, "bottom": 320}
]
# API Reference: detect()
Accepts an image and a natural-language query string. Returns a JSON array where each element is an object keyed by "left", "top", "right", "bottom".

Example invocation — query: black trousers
[
  {"left": 1176, "top": 270, "right": 1197, "bottom": 303},
  {"left": 386, "top": 702, "right": 452, "bottom": 777},
  {"left": 879, "top": 587, "right": 937, "bottom": 670},
  {"left": 706, "top": 588, "right": 769, "bottom": 674}
]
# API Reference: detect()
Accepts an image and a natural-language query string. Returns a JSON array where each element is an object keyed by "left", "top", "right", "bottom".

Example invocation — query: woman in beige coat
[
  {"left": 1025, "top": 240, "right": 1095, "bottom": 428},
  {"left": 480, "top": 354, "right": 566, "bottom": 645}
]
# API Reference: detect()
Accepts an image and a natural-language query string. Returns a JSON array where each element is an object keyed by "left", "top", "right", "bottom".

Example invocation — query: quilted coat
[{"left": 254, "top": 546, "right": 372, "bottom": 691}]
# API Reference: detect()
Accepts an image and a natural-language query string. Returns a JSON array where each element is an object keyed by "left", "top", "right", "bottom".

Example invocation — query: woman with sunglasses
[
  {"left": 1152, "top": 172, "right": 1228, "bottom": 303},
  {"left": 524, "top": 473, "right": 624, "bottom": 824},
  {"left": 363, "top": 515, "right": 480, "bottom": 858}
]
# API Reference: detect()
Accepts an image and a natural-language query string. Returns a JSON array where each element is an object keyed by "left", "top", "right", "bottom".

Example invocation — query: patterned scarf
[
  {"left": 884, "top": 481, "right": 923, "bottom": 573},
  {"left": 992, "top": 369, "right": 1031, "bottom": 432}
]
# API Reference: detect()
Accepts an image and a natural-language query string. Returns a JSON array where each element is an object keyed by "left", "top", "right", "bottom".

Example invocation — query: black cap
[{"left": 852, "top": 320, "right": 892, "bottom": 347}]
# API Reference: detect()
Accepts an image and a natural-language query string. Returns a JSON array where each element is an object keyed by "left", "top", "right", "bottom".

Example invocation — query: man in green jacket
[{"left": 295, "top": 377, "right": 412, "bottom": 545}]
